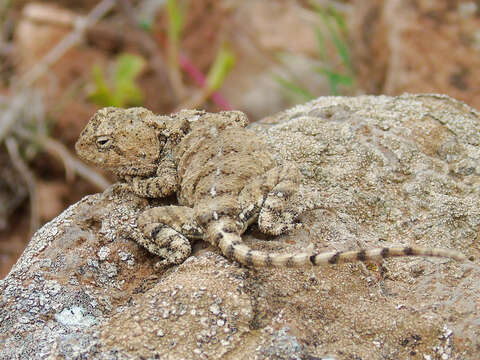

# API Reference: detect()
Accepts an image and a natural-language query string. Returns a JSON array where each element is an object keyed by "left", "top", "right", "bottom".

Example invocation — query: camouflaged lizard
[{"left": 75, "top": 107, "right": 467, "bottom": 268}]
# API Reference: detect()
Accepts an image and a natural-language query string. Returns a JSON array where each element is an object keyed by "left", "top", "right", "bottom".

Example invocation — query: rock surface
[
  {"left": 1, "top": 94, "right": 479, "bottom": 359},
  {"left": 350, "top": 0, "right": 480, "bottom": 111}
]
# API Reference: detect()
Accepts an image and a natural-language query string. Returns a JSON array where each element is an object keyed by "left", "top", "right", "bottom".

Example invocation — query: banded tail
[{"left": 206, "top": 220, "right": 467, "bottom": 268}]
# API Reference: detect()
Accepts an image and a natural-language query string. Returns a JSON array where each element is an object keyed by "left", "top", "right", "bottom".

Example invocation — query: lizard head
[{"left": 75, "top": 107, "right": 168, "bottom": 177}]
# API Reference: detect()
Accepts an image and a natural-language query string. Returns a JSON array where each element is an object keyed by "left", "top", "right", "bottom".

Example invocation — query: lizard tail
[{"left": 206, "top": 220, "right": 467, "bottom": 267}]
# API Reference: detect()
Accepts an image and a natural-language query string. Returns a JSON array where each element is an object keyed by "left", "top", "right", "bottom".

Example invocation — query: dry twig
[
  {"left": 5, "top": 137, "right": 40, "bottom": 234},
  {"left": 20, "top": 0, "right": 116, "bottom": 88},
  {"left": 14, "top": 127, "right": 110, "bottom": 191},
  {"left": 40, "top": 136, "right": 110, "bottom": 191},
  {"left": 0, "top": 0, "right": 114, "bottom": 195},
  {"left": 0, "top": 94, "right": 25, "bottom": 143}
]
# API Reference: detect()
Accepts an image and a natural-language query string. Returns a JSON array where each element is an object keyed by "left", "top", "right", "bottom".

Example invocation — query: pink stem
[{"left": 178, "top": 53, "right": 232, "bottom": 110}]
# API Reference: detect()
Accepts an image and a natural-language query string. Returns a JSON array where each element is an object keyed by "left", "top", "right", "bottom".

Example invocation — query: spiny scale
[{"left": 208, "top": 220, "right": 467, "bottom": 268}]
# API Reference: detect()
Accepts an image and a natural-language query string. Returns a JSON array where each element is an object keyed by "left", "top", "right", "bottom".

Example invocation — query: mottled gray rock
[{"left": 1, "top": 94, "right": 479, "bottom": 359}]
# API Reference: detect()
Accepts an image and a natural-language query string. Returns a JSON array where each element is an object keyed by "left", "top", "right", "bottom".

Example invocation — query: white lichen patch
[
  {"left": 97, "top": 246, "right": 110, "bottom": 261},
  {"left": 54, "top": 306, "right": 97, "bottom": 327}
]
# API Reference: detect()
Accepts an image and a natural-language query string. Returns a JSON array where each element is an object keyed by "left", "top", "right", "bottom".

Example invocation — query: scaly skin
[{"left": 76, "top": 107, "right": 468, "bottom": 268}]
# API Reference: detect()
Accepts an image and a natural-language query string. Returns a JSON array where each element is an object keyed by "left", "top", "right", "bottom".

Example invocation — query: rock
[
  {"left": 349, "top": 0, "right": 480, "bottom": 111},
  {"left": 1, "top": 94, "right": 479, "bottom": 359}
]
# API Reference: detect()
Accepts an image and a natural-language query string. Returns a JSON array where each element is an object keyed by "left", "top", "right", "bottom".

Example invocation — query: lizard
[{"left": 75, "top": 107, "right": 468, "bottom": 268}]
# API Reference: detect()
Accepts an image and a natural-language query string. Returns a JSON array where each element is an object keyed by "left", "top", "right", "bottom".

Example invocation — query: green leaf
[
  {"left": 327, "top": 23, "right": 352, "bottom": 71},
  {"left": 88, "top": 65, "right": 116, "bottom": 106},
  {"left": 115, "top": 56, "right": 142, "bottom": 89},
  {"left": 113, "top": 54, "right": 146, "bottom": 106},
  {"left": 315, "top": 26, "right": 327, "bottom": 61},
  {"left": 114, "top": 54, "right": 146, "bottom": 85},
  {"left": 274, "top": 75, "right": 315, "bottom": 101},
  {"left": 315, "top": 67, "right": 353, "bottom": 95},
  {"left": 167, "top": 0, "right": 184, "bottom": 46},
  {"left": 139, "top": 19, "right": 153, "bottom": 31},
  {"left": 273, "top": 2, "right": 355, "bottom": 98},
  {"left": 88, "top": 54, "right": 146, "bottom": 107},
  {"left": 206, "top": 45, "right": 236, "bottom": 92},
  {"left": 314, "top": 4, "right": 352, "bottom": 72},
  {"left": 316, "top": 67, "right": 353, "bottom": 85},
  {"left": 326, "top": 5, "right": 346, "bottom": 32}
]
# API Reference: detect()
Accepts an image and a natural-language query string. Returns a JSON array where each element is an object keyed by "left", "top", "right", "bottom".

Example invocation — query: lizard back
[{"left": 174, "top": 114, "right": 276, "bottom": 211}]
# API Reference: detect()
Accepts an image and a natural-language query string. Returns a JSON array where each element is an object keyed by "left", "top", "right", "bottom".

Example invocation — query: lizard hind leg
[
  {"left": 137, "top": 205, "right": 203, "bottom": 268},
  {"left": 257, "top": 164, "right": 303, "bottom": 236}
]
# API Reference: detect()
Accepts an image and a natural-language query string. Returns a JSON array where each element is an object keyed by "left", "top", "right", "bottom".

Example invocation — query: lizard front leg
[
  {"left": 129, "top": 157, "right": 179, "bottom": 198},
  {"left": 137, "top": 205, "right": 203, "bottom": 268}
]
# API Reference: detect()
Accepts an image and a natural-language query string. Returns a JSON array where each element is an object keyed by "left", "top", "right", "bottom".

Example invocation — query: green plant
[
  {"left": 275, "top": 4, "right": 355, "bottom": 99},
  {"left": 166, "top": 0, "right": 187, "bottom": 96},
  {"left": 176, "top": 42, "right": 236, "bottom": 110},
  {"left": 273, "top": 75, "right": 315, "bottom": 102},
  {"left": 89, "top": 53, "right": 146, "bottom": 107},
  {"left": 206, "top": 44, "right": 236, "bottom": 94},
  {"left": 167, "top": 0, "right": 184, "bottom": 46},
  {"left": 313, "top": 4, "right": 354, "bottom": 95}
]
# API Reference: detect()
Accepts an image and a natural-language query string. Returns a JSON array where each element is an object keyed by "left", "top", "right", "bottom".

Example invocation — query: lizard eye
[{"left": 96, "top": 136, "right": 111, "bottom": 149}]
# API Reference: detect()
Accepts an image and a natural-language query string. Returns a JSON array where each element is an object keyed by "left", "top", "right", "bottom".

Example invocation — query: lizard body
[{"left": 75, "top": 107, "right": 467, "bottom": 268}]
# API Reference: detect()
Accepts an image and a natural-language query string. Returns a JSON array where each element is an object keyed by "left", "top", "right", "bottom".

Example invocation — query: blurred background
[{"left": 0, "top": 0, "right": 479, "bottom": 278}]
